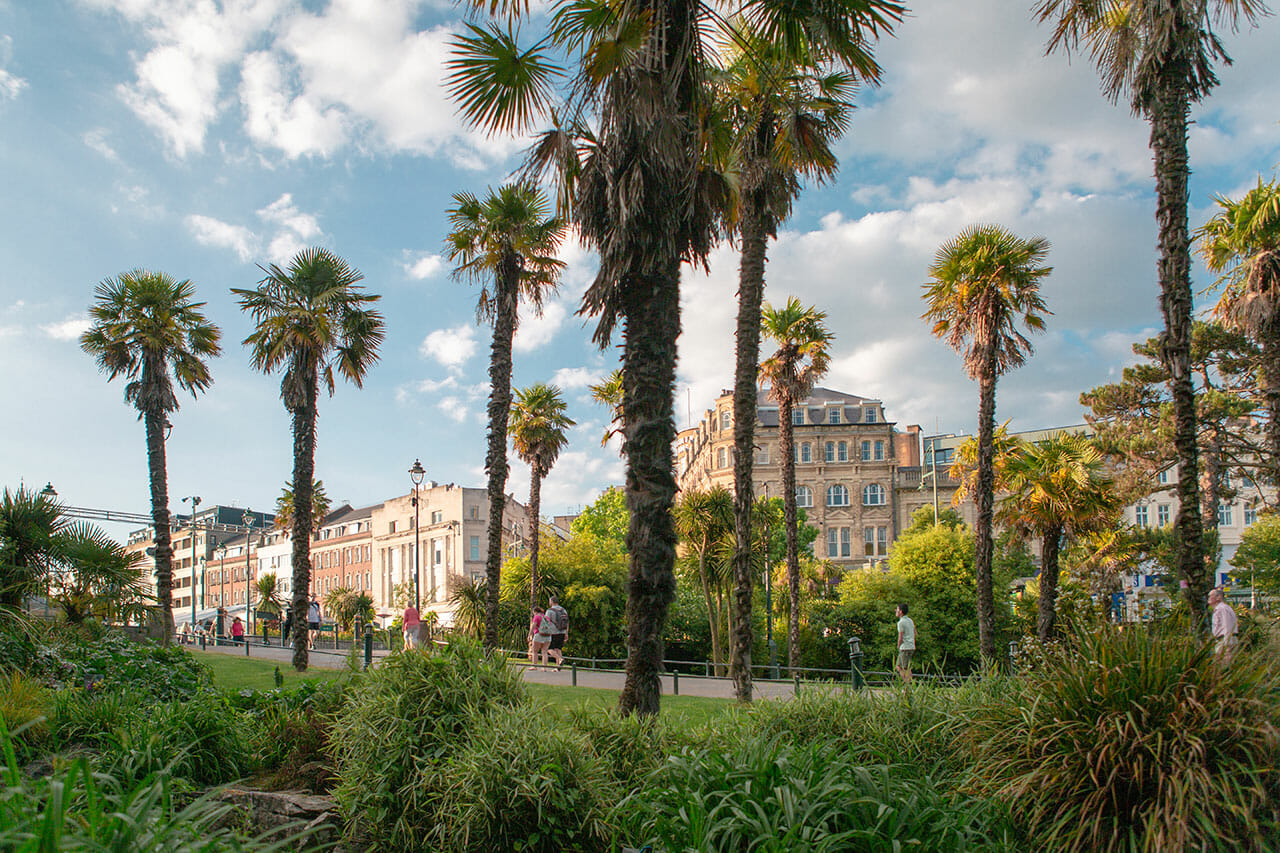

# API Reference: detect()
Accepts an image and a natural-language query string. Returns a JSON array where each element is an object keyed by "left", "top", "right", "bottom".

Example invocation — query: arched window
[
  {"left": 825, "top": 442, "right": 836, "bottom": 462},
  {"left": 717, "top": 447, "right": 727, "bottom": 468},
  {"left": 796, "top": 486, "right": 813, "bottom": 507},
  {"left": 826, "top": 485, "right": 849, "bottom": 507},
  {"left": 862, "top": 483, "right": 886, "bottom": 506}
]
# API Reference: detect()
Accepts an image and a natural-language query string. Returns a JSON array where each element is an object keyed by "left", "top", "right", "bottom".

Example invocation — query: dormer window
[
  {"left": 828, "top": 409, "right": 841, "bottom": 424},
  {"left": 864, "top": 407, "right": 876, "bottom": 423},
  {"left": 792, "top": 409, "right": 804, "bottom": 425}
]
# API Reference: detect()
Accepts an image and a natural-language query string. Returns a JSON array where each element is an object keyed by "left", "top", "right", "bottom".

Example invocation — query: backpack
[{"left": 547, "top": 604, "right": 568, "bottom": 633}]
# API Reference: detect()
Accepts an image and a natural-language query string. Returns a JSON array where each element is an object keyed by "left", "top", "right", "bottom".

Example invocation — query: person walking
[
  {"left": 307, "top": 596, "right": 322, "bottom": 650},
  {"left": 895, "top": 603, "right": 915, "bottom": 684},
  {"left": 1209, "top": 588, "right": 1239, "bottom": 661},
  {"left": 230, "top": 616, "right": 245, "bottom": 645},
  {"left": 403, "top": 603, "right": 421, "bottom": 651},
  {"left": 543, "top": 595, "right": 568, "bottom": 670},
  {"left": 529, "top": 607, "right": 547, "bottom": 668}
]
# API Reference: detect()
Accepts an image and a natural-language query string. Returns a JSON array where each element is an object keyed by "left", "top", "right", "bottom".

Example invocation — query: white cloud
[
  {"left": 83, "top": 128, "right": 120, "bottom": 161},
  {"left": 41, "top": 316, "right": 91, "bottom": 341},
  {"left": 551, "top": 366, "right": 601, "bottom": 391},
  {"left": 0, "top": 36, "right": 27, "bottom": 101},
  {"left": 185, "top": 214, "right": 256, "bottom": 261},
  {"left": 514, "top": 300, "right": 568, "bottom": 353},
  {"left": 437, "top": 395, "right": 469, "bottom": 422},
  {"left": 240, "top": 50, "right": 348, "bottom": 158},
  {"left": 419, "top": 324, "right": 477, "bottom": 372},
  {"left": 403, "top": 252, "right": 444, "bottom": 280}
]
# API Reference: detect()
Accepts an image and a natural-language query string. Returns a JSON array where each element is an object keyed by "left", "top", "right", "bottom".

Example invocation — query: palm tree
[
  {"left": 275, "top": 479, "right": 332, "bottom": 536},
  {"left": 448, "top": 0, "right": 903, "bottom": 718},
  {"left": 80, "top": 270, "right": 222, "bottom": 643},
  {"left": 233, "top": 248, "right": 385, "bottom": 671},
  {"left": 588, "top": 369, "right": 624, "bottom": 448},
  {"left": 1198, "top": 176, "right": 1280, "bottom": 504},
  {"left": 759, "top": 298, "right": 832, "bottom": 673},
  {"left": 0, "top": 485, "right": 68, "bottom": 612},
  {"left": 446, "top": 184, "right": 565, "bottom": 652},
  {"left": 1035, "top": 0, "right": 1264, "bottom": 624},
  {"left": 998, "top": 434, "right": 1120, "bottom": 640},
  {"left": 674, "top": 487, "right": 735, "bottom": 674},
  {"left": 450, "top": 578, "right": 487, "bottom": 641},
  {"left": 255, "top": 572, "right": 283, "bottom": 617},
  {"left": 509, "top": 382, "right": 575, "bottom": 610},
  {"left": 924, "top": 224, "right": 1051, "bottom": 664},
  {"left": 52, "top": 521, "right": 148, "bottom": 624}
]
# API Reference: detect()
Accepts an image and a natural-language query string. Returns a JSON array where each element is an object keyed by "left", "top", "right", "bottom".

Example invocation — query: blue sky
[{"left": 2, "top": 0, "right": 1278, "bottom": 536}]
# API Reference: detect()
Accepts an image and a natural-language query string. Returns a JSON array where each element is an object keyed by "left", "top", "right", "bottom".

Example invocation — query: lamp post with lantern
[
  {"left": 409, "top": 460, "right": 425, "bottom": 611},
  {"left": 182, "top": 495, "right": 201, "bottom": 631}
]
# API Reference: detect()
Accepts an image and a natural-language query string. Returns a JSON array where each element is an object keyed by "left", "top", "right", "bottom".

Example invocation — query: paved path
[{"left": 193, "top": 642, "right": 810, "bottom": 700}]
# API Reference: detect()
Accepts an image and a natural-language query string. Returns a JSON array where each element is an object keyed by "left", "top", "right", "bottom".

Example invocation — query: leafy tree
[
  {"left": 234, "top": 248, "right": 385, "bottom": 671},
  {"left": 1198, "top": 176, "right": 1280, "bottom": 503},
  {"left": 446, "top": 185, "right": 565, "bottom": 652},
  {"left": 569, "top": 487, "right": 629, "bottom": 548},
  {"left": 999, "top": 434, "right": 1121, "bottom": 640},
  {"left": 275, "top": 479, "right": 332, "bottom": 537},
  {"left": 923, "top": 224, "right": 1051, "bottom": 663},
  {"left": 509, "top": 382, "right": 575, "bottom": 609},
  {"left": 1036, "top": 0, "right": 1266, "bottom": 625},
  {"left": 0, "top": 485, "right": 66, "bottom": 611},
  {"left": 324, "top": 586, "right": 375, "bottom": 631},
  {"left": 1230, "top": 510, "right": 1280, "bottom": 597},
  {"left": 760, "top": 297, "right": 833, "bottom": 674},
  {"left": 80, "top": 269, "right": 222, "bottom": 642}
]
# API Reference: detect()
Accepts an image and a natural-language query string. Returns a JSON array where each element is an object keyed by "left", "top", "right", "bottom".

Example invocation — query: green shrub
[
  {"left": 0, "top": 671, "right": 50, "bottom": 755},
  {"left": 329, "top": 639, "right": 526, "bottom": 847},
  {"left": 111, "top": 691, "right": 252, "bottom": 786},
  {"left": 619, "top": 737, "right": 1013, "bottom": 852},
  {"left": 965, "top": 623, "right": 1280, "bottom": 852},
  {"left": 429, "top": 706, "right": 617, "bottom": 852},
  {"left": 569, "top": 709, "right": 681, "bottom": 789},
  {"left": 34, "top": 632, "right": 210, "bottom": 701},
  {"left": 51, "top": 686, "right": 142, "bottom": 748}
]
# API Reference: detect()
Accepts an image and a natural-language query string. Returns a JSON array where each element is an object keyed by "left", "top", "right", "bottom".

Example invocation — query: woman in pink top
[
  {"left": 403, "top": 605, "right": 421, "bottom": 650},
  {"left": 529, "top": 607, "right": 546, "bottom": 667}
]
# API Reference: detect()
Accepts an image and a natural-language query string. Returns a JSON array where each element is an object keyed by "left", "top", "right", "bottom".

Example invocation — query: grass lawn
[{"left": 197, "top": 651, "right": 736, "bottom": 723}]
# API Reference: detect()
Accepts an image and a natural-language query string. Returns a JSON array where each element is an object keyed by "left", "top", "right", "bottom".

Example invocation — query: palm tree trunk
[
  {"left": 144, "top": 407, "right": 174, "bottom": 644},
  {"left": 1151, "top": 79, "right": 1207, "bottom": 623},
  {"left": 1199, "top": 429, "right": 1221, "bottom": 535},
  {"left": 730, "top": 187, "right": 769, "bottom": 701},
  {"left": 698, "top": 548, "right": 723, "bottom": 675},
  {"left": 777, "top": 395, "right": 801, "bottom": 675},
  {"left": 290, "top": 376, "right": 318, "bottom": 672},
  {"left": 617, "top": 267, "right": 680, "bottom": 718},
  {"left": 1262, "top": 335, "right": 1280, "bottom": 509},
  {"left": 975, "top": 360, "right": 998, "bottom": 664},
  {"left": 483, "top": 263, "right": 518, "bottom": 652},
  {"left": 527, "top": 466, "right": 542, "bottom": 611},
  {"left": 1035, "top": 525, "right": 1063, "bottom": 641}
]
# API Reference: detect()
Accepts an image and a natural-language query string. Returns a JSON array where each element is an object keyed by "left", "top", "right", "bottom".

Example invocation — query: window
[
  {"left": 469, "top": 536, "right": 480, "bottom": 561},
  {"left": 801, "top": 443, "right": 812, "bottom": 463},
  {"left": 792, "top": 408, "right": 804, "bottom": 425},
  {"left": 825, "top": 442, "right": 836, "bottom": 462},
  {"left": 717, "top": 447, "right": 728, "bottom": 468},
  {"left": 826, "top": 484, "right": 849, "bottom": 506},
  {"left": 470, "top": 506, "right": 478, "bottom": 519},
  {"left": 861, "top": 441, "right": 871, "bottom": 461},
  {"left": 755, "top": 445, "right": 770, "bottom": 465},
  {"left": 864, "top": 526, "right": 888, "bottom": 556},
  {"left": 365, "top": 572, "right": 371, "bottom": 588},
  {"left": 796, "top": 486, "right": 813, "bottom": 508},
  {"left": 862, "top": 484, "right": 886, "bottom": 506},
  {"left": 828, "top": 408, "right": 841, "bottom": 424},
  {"left": 1157, "top": 469, "right": 1169, "bottom": 485},
  {"left": 874, "top": 440, "right": 884, "bottom": 461},
  {"left": 1245, "top": 504, "right": 1258, "bottom": 526},
  {"left": 1218, "top": 503, "right": 1233, "bottom": 527},
  {"left": 1221, "top": 470, "right": 1233, "bottom": 489},
  {"left": 431, "top": 510, "right": 443, "bottom": 524},
  {"left": 1135, "top": 505, "right": 1149, "bottom": 528},
  {"left": 1157, "top": 504, "right": 1170, "bottom": 527},
  {"left": 864, "top": 407, "right": 876, "bottom": 423},
  {"left": 389, "top": 520, "right": 397, "bottom": 534},
  {"left": 828, "top": 527, "right": 851, "bottom": 558}
]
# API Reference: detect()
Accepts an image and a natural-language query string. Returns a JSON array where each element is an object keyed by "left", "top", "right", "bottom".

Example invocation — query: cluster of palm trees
[{"left": 81, "top": 250, "right": 385, "bottom": 671}]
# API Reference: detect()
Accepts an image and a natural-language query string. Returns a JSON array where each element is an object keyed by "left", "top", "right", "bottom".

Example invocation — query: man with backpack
[{"left": 542, "top": 595, "right": 569, "bottom": 670}]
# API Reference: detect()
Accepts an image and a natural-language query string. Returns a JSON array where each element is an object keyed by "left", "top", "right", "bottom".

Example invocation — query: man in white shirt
[
  {"left": 1209, "top": 588, "right": 1238, "bottom": 661},
  {"left": 896, "top": 603, "right": 916, "bottom": 684}
]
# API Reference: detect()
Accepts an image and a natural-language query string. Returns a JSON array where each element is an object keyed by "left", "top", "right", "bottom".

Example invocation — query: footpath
[{"left": 191, "top": 642, "right": 803, "bottom": 700}]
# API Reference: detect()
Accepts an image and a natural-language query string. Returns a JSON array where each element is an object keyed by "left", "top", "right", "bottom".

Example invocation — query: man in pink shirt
[
  {"left": 1209, "top": 588, "right": 1238, "bottom": 661},
  {"left": 403, "top": 604, "right": 421, "bottom": 651}
]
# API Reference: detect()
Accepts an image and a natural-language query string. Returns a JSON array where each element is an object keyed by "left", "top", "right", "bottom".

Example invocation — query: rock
[{"left": 216, "top": 787, "right": 342, "bottom": 847}]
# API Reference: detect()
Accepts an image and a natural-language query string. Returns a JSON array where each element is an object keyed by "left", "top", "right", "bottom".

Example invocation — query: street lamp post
[
  {"left": 762, "top": 484, "right": 778, "bottom": 680},
  {"left": 409, "top": 460, "right": 425, "bottom": 611},
  {"left": 243, "top": 509, "right": 255, "bottom": 633},
  {"left": 217, "top": 544, "right": 227, "bottom": 640},
  {"left": 183, "top": 496, "right": 201, "bottom": 633}
]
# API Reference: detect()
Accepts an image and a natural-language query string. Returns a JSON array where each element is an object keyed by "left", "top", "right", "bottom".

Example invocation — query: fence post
[
  {"left": 793, "top": 674, "right": 800, "bottom": 696},
  {"left": 847, "top": 637, "right": 864, "bottom": 690},
  {"left": 245, "top": 634, "right": 250, "bottom": 656},
  {"left": 672, "top": 670, "right": 679, "bottom": 696},
  {"left": 571, "top": 663, "right": 577, "bottom": 687},
  {"left": 364, "top": 625, "right": 374, "bottom": 670}
]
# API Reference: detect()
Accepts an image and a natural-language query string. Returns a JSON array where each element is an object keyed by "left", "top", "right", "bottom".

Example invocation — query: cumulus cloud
[
  {"left": 184, "top": 193, "right": 324, "bottom": 264},
  {"left": 551, "top": 366, "right": 601, "bottom": 390},
  {"left": 403, "top": 252, "right": 444, "bottom": 280},
  {"left": 419, "top": 325, "right": 477, "bottom": 372},
  {"left": 514, "top": 301, "right": 568, "bottom": 353},
  {"left": 185, "top": 214, "right": 256, "bottom": 261},
  {"left": 0, "top": 36, "right": 27, "bottom": 101},
  {"left": 41, "top": 316, "right": 91, "bottom": 341}
]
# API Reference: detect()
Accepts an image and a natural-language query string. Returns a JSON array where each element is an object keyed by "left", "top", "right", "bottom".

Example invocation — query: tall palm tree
[
  {"left": 275, "top": 479, "right": 332, "bottom": 536},
  {"left": 759, "top": 298, "right": 832, "bottom": 673},
  {"left": 923, "top": 224, "right": 1051, "bottom": 664},
  {"left": 446, "top": 184, "right": 565, "bottom": 652},
  {"left": 1198, "top": 176, "right": 1280, "bottom": 504},
  {"left": 509, "top": 382, "right": 576, "bottom": 609},
  {"left": 233, "top": 248, "right": 385, "bottom": 672},
  {"left": 998, "top": 434, "right": 1120, "bottom": 640},
  {"left": 80, "top": 270, "right": 221, "bottom": 643},
  {"left": 1035, "top": 0, "right": 1264, "bottom": 624},
  {"left": 448, "top": 0, "right": 902, "bottom": 717},
  {"left": 674, "top": 487, "right": 735, "bottom": 674}
]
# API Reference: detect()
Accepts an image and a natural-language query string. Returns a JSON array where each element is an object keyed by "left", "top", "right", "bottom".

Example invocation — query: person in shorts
[
  {"left": 529, "top": 607, "right": 547, "bottom": 667},
  {"left": 403, "top": 603, "right": 421, "bottom": 650},
  {"left": 895, "top": 603, "right": 915, "bottom": 684},
  {"left": 543, "top": 595, "right": 568, "bottom": 670},
  {"left": 307, "top": 596, "right": 322, "bottom": 650}
]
